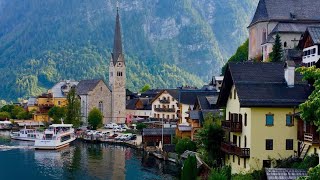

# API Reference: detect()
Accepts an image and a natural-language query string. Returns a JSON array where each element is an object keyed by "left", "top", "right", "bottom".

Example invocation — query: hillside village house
[
  {"left": 248, "top": 0, "right": 320, "bottom": 61},
  {"left": 186, "top": 95, "right": 220, "bottom": 140},
  {"left": 126, "top": 97, "right": 152, "bottom": 123},
  {"left": 298, "top": 27, "right": 320, "bottom": 67},
  {"left": 76, "top": 79, "right": 112, "bottom": 125},
  {"left": 29, "top": 80, "right": 78, "bottom": 122},
  {"left": 151, "top": 89, "right": 179, "bottom": 122},
  {"left": 217, "top": 62, "right": 311, "bottom": 174},
  {"left": 176, "top": 89, "right": 218, "bottom": 138}
]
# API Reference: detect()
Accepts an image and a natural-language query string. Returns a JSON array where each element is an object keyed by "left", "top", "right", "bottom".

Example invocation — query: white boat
[
  {"left": 10, "top": 127, "right": 43, "bottom": 141},
  {"left": 34, "top": 124, "right": 76, "bottom": 150},
  {"left": 0, "top": 120, "right": 12, "bottom": 130}
]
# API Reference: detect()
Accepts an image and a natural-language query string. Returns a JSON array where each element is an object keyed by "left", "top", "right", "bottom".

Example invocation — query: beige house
[
  {"left": 248, "top": 0, "right": 320, "bottom": 61},
  {"left": 218, "top": 62, "right": 311, "bottom": 174},
  {"left": 151, "top": 89, "right": 179, "bottom": 121}
]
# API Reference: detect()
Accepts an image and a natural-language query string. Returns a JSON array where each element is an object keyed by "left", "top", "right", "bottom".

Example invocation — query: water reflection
[{"left": 0, "top": 133, "right": 179, "bottom": 180}]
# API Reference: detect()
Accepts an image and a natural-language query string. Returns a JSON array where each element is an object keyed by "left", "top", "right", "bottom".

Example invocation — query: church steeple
[{"left": 112, "top": 6, "right": 123, "bottom": 65}]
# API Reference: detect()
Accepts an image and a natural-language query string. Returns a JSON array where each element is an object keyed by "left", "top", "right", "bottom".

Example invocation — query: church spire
[{"left": 112, "top": 3, "right": 123, "bottom": 65}]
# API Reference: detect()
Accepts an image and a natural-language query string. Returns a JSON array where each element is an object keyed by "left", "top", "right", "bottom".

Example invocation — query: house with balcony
[
  {"left": 151, "top": 89, "right": 179, "bottom": 123},
  {"left": 298, "top": 27, "right": 320, "bottom": 67},
  {"left": 33, "top": 93, "right": 55, "bottom": 122},
  {"left": 217, "top": 62, "right": 311, "bottom": 174},
  {"left": 48, "top": 80, "right": 79, "bottom": 107}
]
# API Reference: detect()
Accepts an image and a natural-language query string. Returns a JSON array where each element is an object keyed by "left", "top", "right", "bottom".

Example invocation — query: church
[{"left": 76, "top": 7, "right": 126, "bottom": 125}]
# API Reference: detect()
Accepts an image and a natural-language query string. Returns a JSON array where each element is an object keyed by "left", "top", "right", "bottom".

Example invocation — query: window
[
  {"left": 284, "top": 42, "right": 287, "bottom": 48},
  {"left": 266, "top": 139, "right": 273, "bottom": 150},
  {"left": 167, "top": 115, "right": 169, "bottom": 119},
  {"left": 58, "top": 101, "right": 61, "bottom": 105},
  {"left": 154, "top": 113, "right": 156, "bottom": 117},
  {"left": 172, "top": 105, "right": 175, "bottom": 109},
  {"left": 266, "top": 114, "right": 274, "bottom": 126},
  {"left": 229, "top": 112, "right": 231, "bottom": 120},
  {"left": 238, "top": 156, "right": 240, "bottom": 165},
  {"left": 229, "top": 91, "right": 232, "bottom": 99},
  {"left": 233, "top": 155, "right": 235, "bottom": 162},
  {"left": 263, "top": 160, "right": 271, "bottom": 168},
  {"left": 244, "top": 136, "right": 247, "bottom": 148},
  {"left": 98, "top": 101, "right": 103, "bottom": 113},
  {"left": 314, "top": 148, "right": 317, "bottom": 155},
  {"left": 172, "top": 115, "right": 175, "bottom": 119},
  {"left": 286, "top": 139, "right": 293, "bottom": 150},
  {"left": 286, "top": 114, "right": 294, "bottom": 126},
  {"left": 234, "top": 89, "right": 236, "bottom": 99},
  {"left": 154, "top": 105, "right": 156, "bottom": 109},
  {"left": 244, "top": 158, "right": 246, "bottom": 168},
  {"left": 312, "top": 48, "right": 316, "bottom": 54},
  {"left": 244, "top": 113, "right": 247, "bottom": 126},
  {"left": 262, "top": 28, "right": 267, "bottom": 42},
  {"left": 239, "top": 114, "right": 242, "bottom": 123}
]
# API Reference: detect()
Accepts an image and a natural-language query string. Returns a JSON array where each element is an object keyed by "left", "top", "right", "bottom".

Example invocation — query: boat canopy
[{"left": 49, "top": 124, "right": 73, "bottom": 128}]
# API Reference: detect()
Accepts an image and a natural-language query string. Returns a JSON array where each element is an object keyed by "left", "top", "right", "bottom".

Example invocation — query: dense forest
[{"left": 0, "top": 0, "right": 258, "bottom": 101}]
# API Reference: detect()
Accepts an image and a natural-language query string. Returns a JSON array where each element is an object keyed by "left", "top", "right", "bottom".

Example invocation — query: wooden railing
[
  {"left": 155, "top": 108, "right": 175, "bottom": 112},
  {"left": 304, "top": 133, "right": 313, "bottom": 142},
  {"left": 159, "top": 99, "right": 170, "bottom": 104},
  {"left": 220, "top": 142, "right": 250, "bottom": 157},
  {"left": 221, "top": 121, "right": 242, "bottom": 132}
]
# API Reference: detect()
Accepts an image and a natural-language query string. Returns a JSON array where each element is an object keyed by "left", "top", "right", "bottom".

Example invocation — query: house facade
[
  {"left": 248, "top": 0, "right": 320, "bottom": 61},
  {"left": 126, "top": 98, "right": 152, "bottom": 122},
  {"left": 218, "top": 62, "right": 311, "bottom": 174},
  {"left": 151, "top": 89, "right": 179, "bottom": 122},
  {"left": 299, "top": 27, "right": 320, "bottom": 67}
]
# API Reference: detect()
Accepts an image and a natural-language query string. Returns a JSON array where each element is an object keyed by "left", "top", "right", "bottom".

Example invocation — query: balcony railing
[
  {"left": 221, "top": 121, "right": 242, "bottom": 132},
  {"left": 221, "top": 142, "right": 250, "bottom": 157},
  {"left": 304, "top": 133, "right": 320, "bottom": 144},
  {"left": 37, "top": 103, "right": 54, "bottom": 107},
  {"left": 155, "top": 108, "right": 175, "bottom": 112},
  {"left": 159, "top": 99, "right": 170, "bottom": 104}
]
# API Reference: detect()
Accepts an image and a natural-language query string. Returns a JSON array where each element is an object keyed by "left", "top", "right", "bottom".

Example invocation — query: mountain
[{"left": 0, "top": 0, "right": 258, "bottom": 100}]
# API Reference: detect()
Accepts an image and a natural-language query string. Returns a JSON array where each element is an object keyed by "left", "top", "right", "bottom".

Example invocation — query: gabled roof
[
  {"left": 50, "top": 80, "right": 79, "bottom": 98},
  {"left": 249, "top": 0, "right": 320, "bottom": 27},
  {"left": 76, "top": 79, "right": 108, "bottom": 95},
  {"left": 179, "top": 90, "right": 218, "bottom": 105},
  {"left": 307, "top": 26, "right": 320, "bottom": 45},
  {"left": 150, "top": 89, "right": 179, "bottom": 103},
  {"left": 270, "top": 23, "right": 320, "bottom": 35},
  {"left": 217, "top": 62, "right": 312, "bottom": 108},
  {"left": 265, "top": 168, "right": 307, "bottom": 180},
  {"left": 142, "top": 128, "right": 175, "bottom": 136}
]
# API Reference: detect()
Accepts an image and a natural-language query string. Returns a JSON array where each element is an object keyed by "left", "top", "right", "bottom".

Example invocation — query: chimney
[{"left": 284, "top": 61, "right": 295, "bottom": 87}]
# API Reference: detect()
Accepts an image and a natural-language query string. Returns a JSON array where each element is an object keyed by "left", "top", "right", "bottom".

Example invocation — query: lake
[{"left": 0, "top": 131, "right": 180, "bottom": 180}]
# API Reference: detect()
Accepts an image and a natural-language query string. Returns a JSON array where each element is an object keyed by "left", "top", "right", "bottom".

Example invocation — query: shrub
[
  {"left": 208, "top": 166, "right": 231, "bottom": 180},
  {"left": 88, "top": 108, "right": 103, "bottom": 130},
  {"left": 175, "top": 138, "right": 197, "bottom": 154}
]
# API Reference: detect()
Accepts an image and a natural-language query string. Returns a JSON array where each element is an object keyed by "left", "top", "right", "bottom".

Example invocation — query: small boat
[
  {"left": 0, "top": 121, "right": 12, "bottom": 130},
  {"left": 34, "top": 124, "right": 76, "bottom": 150},
  {"left": 10, "top": 127, "right": 43, "bottom": 141}
]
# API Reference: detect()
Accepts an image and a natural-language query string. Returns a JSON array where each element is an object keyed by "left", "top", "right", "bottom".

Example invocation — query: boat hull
[
  {"left": 34, "top": 137, "right": 76, "bottom": 150},
  {"left": 10, "top": 136, "right": 37, "bottom": 142}
]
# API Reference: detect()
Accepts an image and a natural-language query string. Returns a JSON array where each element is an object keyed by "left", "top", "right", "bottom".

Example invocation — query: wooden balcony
[
  {"left": 221, "top": 120, "right": 242, "bottom": 132},
  {"left": 221, "top": 142, "right": 250, "bottom": 158},
  {"left": 155, "top": 108, "right": 175, "bottom": 113},
  {"left": 304, "top": 133, "right": 320, "bottom": 144},
  {"left": 159, "top": 99, "right": 170, "bottom": 104}
]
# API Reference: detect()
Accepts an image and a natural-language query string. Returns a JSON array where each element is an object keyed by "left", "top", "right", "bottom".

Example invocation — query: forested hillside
[{"left": 0, "top": 0, "right": 258, "bottom": 100}]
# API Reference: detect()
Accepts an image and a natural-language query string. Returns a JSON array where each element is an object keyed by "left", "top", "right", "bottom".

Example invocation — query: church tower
[{"left": 109, "top": 6, "right": 126, "bottom": 124}]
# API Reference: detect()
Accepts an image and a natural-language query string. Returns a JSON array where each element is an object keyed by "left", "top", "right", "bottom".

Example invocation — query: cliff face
[{"left": 0, "top": 0, "right": 258, "bottom": 100}]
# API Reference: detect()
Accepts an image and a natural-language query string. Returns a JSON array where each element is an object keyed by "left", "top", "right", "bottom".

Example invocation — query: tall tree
[
  {"left": 181, "top": 155, "right": 198, "bottom": 180},
  {"left": 48, "top": 106, "right": 66, "bottom": 124},
  {"left": 269, "top": 34, "right": 283, "bottom": 62},
  {"left": 88, "top": 108, "right": 103, "bottom": 130},
  {"left": 140, "top": 84, "right": 151, "bottom": 93},
  {"left": 65, "top": 87, "right": 81, "bottom": 127},
  {"left": 296, "top": 66, "right": 320, "bottom": 128}
]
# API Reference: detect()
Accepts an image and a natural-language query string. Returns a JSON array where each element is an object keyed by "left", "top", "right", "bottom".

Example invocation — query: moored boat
[
  {"left": 0, "top": 121, "right": 12, "bottom": 130},
  {"left": 34, "top": 124, "right": 76, "bottom": 150},
  {"left": 10, "top": 127, "right": 43, "bottom": 141}
]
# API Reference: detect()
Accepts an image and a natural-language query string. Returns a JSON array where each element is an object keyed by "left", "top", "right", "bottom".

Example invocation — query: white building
[{"left": 151, "top": 90, "right": 179, "bottom": 121}]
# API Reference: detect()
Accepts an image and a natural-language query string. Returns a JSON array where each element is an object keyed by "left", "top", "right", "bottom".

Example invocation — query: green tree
[
  {"left": 221, "top": 39, "right": 248, "bottom": 74},
  {"left": 65, "top": 87, "right": 81, "bottom": 127},
  {"left": 0, "top": 112, "right": 11, "bottom": 120},
  {"left": 296, "top": 66, "right": 320, "bottom": 127},
  {"left": 48, "top": 106, "right": 66, "bottom": 124},
  {"left": 175, "top": 138, "right": 197, "bottom": 155},
  {"left": 181, "top": 155, "right": 198, "bottom": 180},
  {"left": 269, "top": 34, "right": 283, "bottom": 62},
  {"left": 88, "top": 108, "right": 103, "bottom": 130},
  {"left": 196, "top": 113, "right": 224, "bottom": 167},
  {"left": 12, "top": 106, "right": 25, "bottom": 119},
  {"left": 140, "top": 84, "right": 151, "bottom": 93},
  {"left": 16, "top": 111, "right": 32, "bottom": 120},
  {"left": 136, "top": 123, "right": 147, "bottom": 131}
]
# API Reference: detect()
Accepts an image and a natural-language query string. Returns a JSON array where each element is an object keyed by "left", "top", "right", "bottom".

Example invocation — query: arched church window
[
  {"left": 98, "top": 101, "right": 103, "bottom": 113},
  {"left": 284, "top": 42, "right": 287, "bottom": 48}
]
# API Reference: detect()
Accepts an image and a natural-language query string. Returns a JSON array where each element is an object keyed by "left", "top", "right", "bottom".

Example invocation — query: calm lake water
[{"left": 0, "top": 131, "right": 180, "bottom": 180}]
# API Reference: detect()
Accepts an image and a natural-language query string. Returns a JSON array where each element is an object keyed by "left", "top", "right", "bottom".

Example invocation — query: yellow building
[{"left": 217, "top": 62, "right": 311, "bottom": 174}]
